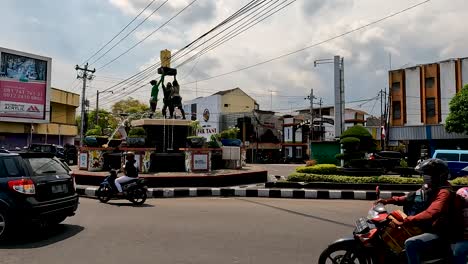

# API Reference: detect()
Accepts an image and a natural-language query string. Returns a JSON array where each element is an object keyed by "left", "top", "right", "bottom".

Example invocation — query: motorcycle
[
  {"left": 318, "top": 187, "right": 452, "bottom": 264},
  {"left": 96, "top": 169, "right": 148, "bottom": 205}
]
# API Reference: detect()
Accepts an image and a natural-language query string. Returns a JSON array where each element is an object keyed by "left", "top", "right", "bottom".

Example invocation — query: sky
[{"left": 1, "top": 0, "right": 468, "bottom": 116}]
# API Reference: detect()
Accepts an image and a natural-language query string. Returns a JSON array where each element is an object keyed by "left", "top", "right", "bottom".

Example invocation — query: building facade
[
  {"left": 0, "top": 88, "right": 79, "bottom": 149},
  {"left": 183, "top": 87, "right": 258, "bottom": 140},
  {"left": 282, "top": 115, "right": 309, "bottom": 162},
  {"left": 298, "top": 106, "right": 368, "bottom": 141},
  {"left": 388, "top": 57, "right": 468, "bottom": 164}
]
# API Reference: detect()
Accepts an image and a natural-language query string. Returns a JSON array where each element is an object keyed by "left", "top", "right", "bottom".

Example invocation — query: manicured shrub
[
  {"left": 287, "top": 173, "right": 424, "bottom": 184},
  {"left": 296, "top": 164, "right": 338, "bottom": 175}
]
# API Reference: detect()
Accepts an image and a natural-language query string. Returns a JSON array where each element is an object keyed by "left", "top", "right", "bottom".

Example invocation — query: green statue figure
[{"left": 149, "top": 75, "right": 164, "bottom": 118}]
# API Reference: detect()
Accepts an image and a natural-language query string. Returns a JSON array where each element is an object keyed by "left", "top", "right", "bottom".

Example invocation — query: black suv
[
  {"left": 0, "top": 152, "right": 79, "bottom": 241},
  {"left": 28, "top": 143, "right": 65, "bottom": 160},
  {"left": 369, "top": 151, "right": 404, "bottom": 173}
]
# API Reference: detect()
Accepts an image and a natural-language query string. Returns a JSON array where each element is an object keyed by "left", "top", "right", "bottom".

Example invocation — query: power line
[
  {"left": 175, "top": 0, "right": 297, "bottom": 68},
  {"left": 82, "top": 0, "right": 158, "bottom": 65},
  {"left": 170, "top": 0, "right": 284, "bottom": 66},
  {"left": 96, "top": 0, "right": 198, "bottom": 70},
  {"left": 182, "top": 0, "right": 431, "bottom": 85},
  {"left": 98, "top": 0, "right": 294, "bottom": 102},
  {"left": 96, "top": 0, "right": 274, "bottom": 102}
]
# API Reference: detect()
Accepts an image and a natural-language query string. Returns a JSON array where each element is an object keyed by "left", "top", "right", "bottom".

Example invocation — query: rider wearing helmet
[
  {"left": 377, "top": 158, "right": 453, "bottom": 264},
  {"left": 115, "top": 152, "right": 139, "bottom": 193}
]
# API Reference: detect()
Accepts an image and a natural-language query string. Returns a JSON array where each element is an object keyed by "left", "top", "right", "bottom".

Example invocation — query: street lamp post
[
  {"left": 314, "top": 56, "right": 345, "bottom": 138},
  {"left": 315, "top": 56, "right": 345, "bottom": 167}
]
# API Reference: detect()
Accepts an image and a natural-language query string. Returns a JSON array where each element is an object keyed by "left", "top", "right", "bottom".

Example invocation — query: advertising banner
[{"left": 0, "top": 48, "right": 51, "bottom": 123}]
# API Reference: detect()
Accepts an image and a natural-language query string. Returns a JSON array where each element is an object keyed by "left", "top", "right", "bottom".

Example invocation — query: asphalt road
[
  {"left": 262, "top": 163, "right": 301, "bottom": 178},
  {"left": 1, "top": 198, "right": 373, "bottom": 264}
]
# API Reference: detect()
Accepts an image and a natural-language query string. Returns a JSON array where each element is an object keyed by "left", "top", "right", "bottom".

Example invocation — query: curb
[{"left": 76, "top": 186, "right": 408, "bottom": 200}]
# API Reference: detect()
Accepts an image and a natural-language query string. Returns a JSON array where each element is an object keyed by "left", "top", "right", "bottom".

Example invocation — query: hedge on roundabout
[{"left": 291, "top": 164, "right": 468, "bottom": 186}]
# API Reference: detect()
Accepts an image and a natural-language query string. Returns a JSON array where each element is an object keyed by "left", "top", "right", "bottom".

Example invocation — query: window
[
  {"left": 391, "top": 82, "right": 400, "bottom": 91},
  {"left": 296, "top": 147, "right": 303, "bottom": 158},
  {"left": 426, "top": 98, "right": 436, "bottom": 117},
  {"left": 24, "top": 157, "right": 68, "bottom": 176},
  {"left": 392, "top": 101, "right": 401, "bottom": 119},
  {"left": 460, "top": 154, "right": 468, "bottom": 162},
  {"left": 425, "top": 77, "right": 435, "bottom": 88},
  {"left": 2, "top": 158, "right": 21, "bottom": 177},
  {"left": 435, "top": 153, "right": 459, "bottom": 162},
  {"left": 224, "top": 104, "right": 229, "bottom": 107}
]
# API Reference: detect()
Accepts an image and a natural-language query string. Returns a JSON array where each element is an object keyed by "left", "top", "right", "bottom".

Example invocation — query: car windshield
[{"left": 24, "top": 157, "right": 68, "bottom": 176}]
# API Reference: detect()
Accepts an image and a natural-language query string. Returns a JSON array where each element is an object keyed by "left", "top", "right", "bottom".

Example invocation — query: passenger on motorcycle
[
  {"left": 452, "top": 187, "right": 468, "bottom": 264},
  {"left": 376, "top": 158, "right": 453, "bottom": 264},
  {"left": 115, "top": 152, "right": 139, "bottom": 193}
]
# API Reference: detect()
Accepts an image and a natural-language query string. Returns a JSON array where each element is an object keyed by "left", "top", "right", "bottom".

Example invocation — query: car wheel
[{"left": 0, "top": 209, "right": 11, "bottom": 241}]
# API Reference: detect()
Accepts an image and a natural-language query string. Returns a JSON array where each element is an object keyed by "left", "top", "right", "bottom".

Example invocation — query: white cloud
[{"left": 2, "top": 0, "right": 468, "bottom": 116}]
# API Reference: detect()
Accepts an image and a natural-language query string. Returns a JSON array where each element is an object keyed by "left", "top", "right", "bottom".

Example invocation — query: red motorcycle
[{"left": 318, "top": 187, "right": 452, "bottom": 264}]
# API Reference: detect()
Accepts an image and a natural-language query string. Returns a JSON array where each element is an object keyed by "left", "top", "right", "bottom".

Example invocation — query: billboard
[{"left": 0, "top": 47, "right": 51, "bottom": 123}]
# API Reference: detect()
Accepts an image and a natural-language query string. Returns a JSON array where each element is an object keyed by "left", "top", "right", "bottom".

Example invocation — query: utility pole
[
  {"left": 305, "top": 89, "right": 315, "bottom": 159},
  {"left": 242, "top": 116, "right": 246, "bottom": 146},
  {"left": 310, "top": 88, "right": 314, "bottom": 142},
  {"left": 318, "top": 98, "right": 323, "bottom": 141},
  {"left": 75, "top": 63, "right": 96, "bottom": 147},
  {"left": 380, "top": 89, "right": 384, "bottom": 150},
  {"left": 95, "top": 90, "right": 113, "bottom": 125},
  {"left": 96, "top": 90, "right": 99, "bottom": 125}
]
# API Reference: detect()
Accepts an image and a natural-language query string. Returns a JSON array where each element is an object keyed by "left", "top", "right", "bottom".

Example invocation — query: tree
[
  {"left": 87, "top": 109, "right": 118, "bottom": 134},
  {"left": 111, "top": 97, "right": 150, "bottom": 115},
  {"left": 445, "top": 84, "right": 468, "bottom": 134},
  {"left": 338, "top": 125, "right": 376, "bottom": 161}
]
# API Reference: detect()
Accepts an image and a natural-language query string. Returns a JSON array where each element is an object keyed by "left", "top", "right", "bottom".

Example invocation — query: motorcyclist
[
  {"left": 452, "top": 187, "right": 468, "bottom": 264},
  {"left": 115, "top": 152, "right": 138, "bottom": 194},
  {"left": 376, "top": 158, "right": 453, "bottom": 264}
]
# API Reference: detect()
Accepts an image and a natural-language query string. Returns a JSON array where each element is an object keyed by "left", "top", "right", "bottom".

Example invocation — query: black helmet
[{"left": 415, "top": 158, "right": 449, "bottom": 186}]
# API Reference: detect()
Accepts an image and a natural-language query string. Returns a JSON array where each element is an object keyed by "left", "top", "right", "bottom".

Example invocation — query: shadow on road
[
  {"left": 237, "top": 198, "right": 354, "bottom": 228},
  {"left": 0, "top": 224, "right": 84, "bottom": 249},
  {"left": 105, "top": 202, "right": 155, "bottom": 208}
]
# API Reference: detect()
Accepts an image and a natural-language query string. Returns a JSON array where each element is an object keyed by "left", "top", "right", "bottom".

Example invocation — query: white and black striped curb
[{"left": 76, "top": 186, "right": 409, "bottom": 200}]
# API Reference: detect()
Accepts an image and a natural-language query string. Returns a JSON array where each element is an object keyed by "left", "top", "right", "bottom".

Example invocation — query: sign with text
[
  {"left": 79, "top": 153, "right": 88, "bottom": 169},
  {"left": 193, "top": 154, "right": 208, "bottom": 171},
  {"left": 0, "top": 48, "right": 51, "bottom": 123}
]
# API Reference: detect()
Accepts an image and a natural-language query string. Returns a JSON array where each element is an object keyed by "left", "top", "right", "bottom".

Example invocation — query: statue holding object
[{"left": 150, "top": 49, "right": 185, "bottom": 119}]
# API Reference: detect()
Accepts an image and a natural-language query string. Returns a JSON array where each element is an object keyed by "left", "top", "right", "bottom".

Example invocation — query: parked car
[
  {"left": 368, "top": 151, "right": 404, "bottom": 173},
  {"left": 28, "top": 143, "right": 65, "bottom": 160},
  {"left": 64, "top": 144, "right": 78, "bottom": 165},
  {"left": 0, "top": 152, "right": 79, "bottom": 241},
  {"left": 432, "top": 149, "right": 468, "bottom": 178}
]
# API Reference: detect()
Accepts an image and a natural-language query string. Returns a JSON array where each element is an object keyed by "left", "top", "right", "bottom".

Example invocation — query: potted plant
[
  {"left": 207, "top": 134, "right": 221, "bottom": 148},
  {"left": 186, "top": 121, "right": 206, "bottom": 148},
  {"left": 127, "top": 127, "right": 146, "bottom": 147},
  {"left": 107, "top": 131, "right": 123, "bottom": 148},
  {"left": 220, "top": 127, "right": 241, "bottom": 146},
  {"left": 84, "top": 126, "right": 109, "bottom": 147},
  {"left": 186, "top": 136, "right": 206, "bottom": 148}
]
